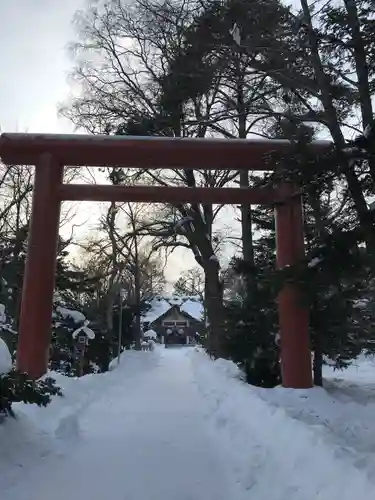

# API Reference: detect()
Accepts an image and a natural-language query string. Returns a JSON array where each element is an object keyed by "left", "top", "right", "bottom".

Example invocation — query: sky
[
  {"left": 0, "top": 0, "right": 209, "bottom": 286},
  {"left": 0, "top": 1, "right": 79, "bottom": 135}
]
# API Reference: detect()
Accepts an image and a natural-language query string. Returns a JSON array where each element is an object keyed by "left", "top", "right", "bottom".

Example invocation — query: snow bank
[
  {"left": 324, "top": 353, "right": 375, "bottom": 386},
  {"left": 253, "top": 354, "right": 375, "bottom": 484},
  {"left": 0, "top": 337, "right": 12, "bottom": 374},
  {"left": 0, "top": 349, "right": 161, "bottom": 492},
  {"left": 189, "top": 350, "right": 374, "bottom": 500},
  {"left": 0, "top": 413, "right": 58, "bottom": 492},
  {"left": 17, "top": 350, "right": 159, "bottom": 435}
]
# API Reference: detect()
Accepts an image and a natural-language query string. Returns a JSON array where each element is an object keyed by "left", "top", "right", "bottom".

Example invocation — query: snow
[
  {"left": 308, "top": 256, "right": 322, "bottom": 268},
  {"left": 142, "top": 295, "right": 204, "bottom": 324},
  {"left": 0, "top": 337, "right": 12, "bottom": 374},
  {"left": 251, "top": 354, "right": 375, "bottom": 486},
  {"left": 364, "top": 124, "right": 372, "bottom": 139},
  {"left": 1, "top": 348, "right": 375, "bottom": 499},
  {"left": 142, "top": 297, "right": 172, "bottom": 323},
  {"left": 0, "top": 349, "right": 232, "bottom": 499},
  {"left": 181, "top": 299, "right": 204, "bottom": 321},
  {"left": 0, "top": 303, "right": 6, "bottom": 323},
  {"left": 56, "top": 306, "right": 86, "bottom": 324},
  {"left": 342, "top": 146, "right": 358, "bottom": 154},
  {"left": 190, "top": 351, "right": 375, "bottom": 498},
  {"left": 72, "top": 324, "right": 95, "bottom": 340},
  {"left": 143, "top": 329, "right": 157, "bottom": 339},
  {"left": 230, "top": 23, "right": 241, "bottom": 45},
  {"left": 1, "top": 133, "right": 332, "bottom": 148}
]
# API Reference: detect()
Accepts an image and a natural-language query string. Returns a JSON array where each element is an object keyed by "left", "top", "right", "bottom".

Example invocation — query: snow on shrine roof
[
  {"left": 142, "top": 297, "right": 172, "bottom": 324},
  {"left": 142, "top": 295, "right": 204, "bottom": 324},
  {"left": 181, "top": 299, "right": 204, "bottom": 322}
]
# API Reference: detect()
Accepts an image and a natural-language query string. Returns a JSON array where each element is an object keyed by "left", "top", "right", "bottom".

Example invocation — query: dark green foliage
[
  {"left": 114, "top": 114, "right": 174, "bottom": 137},
  {"left": 223, "top": 251, "right": 281, "bottom": 388},
  {"left": 0, "top": 227, "right": 28, "bottom": 324},
  {"left": 55, "top": 247, "right": 99, "bottom": 303},
  {"left": 156, "top": 0, "right": 292, "bottom": 115},
  {"left": 0, "top": 225, "right": 121, "bottom": 377},
  {"left": 290, "top": 233, "right": 375, "bottom": 362},
  {"left": 0, "top": 370, "right": 62, "bottom": 418},
  {"left": 81, "top": 298, "right": 149, "bottom": 373},
  {"left": 224, "top": 299, "right": 281, "bottom": 387},
  {"left": 50, "top": 311, "right": 81, "bottom": 376},
  {"left": 222, "top": 183, "right": 375, "bottom": 387}
]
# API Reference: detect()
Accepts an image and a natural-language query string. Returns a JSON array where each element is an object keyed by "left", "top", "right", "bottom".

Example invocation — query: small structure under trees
[{"left": 142, "top": 295, "right": 204, "bottom": 345}]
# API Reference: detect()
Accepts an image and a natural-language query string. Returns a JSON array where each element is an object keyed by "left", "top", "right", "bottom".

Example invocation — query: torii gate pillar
[
  {"left": 16, "top": 154, "right": 63, "bottom": 379},
  {"left": 275, "top": 183, "right": 313, "bottom": 389}
]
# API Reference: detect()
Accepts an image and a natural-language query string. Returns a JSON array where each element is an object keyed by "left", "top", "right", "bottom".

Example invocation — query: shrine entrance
[{"left": 0, "top": 133, "right": 330, "bottom": 388}]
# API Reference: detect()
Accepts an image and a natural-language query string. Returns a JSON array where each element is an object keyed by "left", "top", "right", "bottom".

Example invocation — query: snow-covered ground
[
  {"left": 254, "top": 355, "right": 375, "bottom": 485},
  {"left": 1, "top": 347, "right": 375, "bottom": 499}
]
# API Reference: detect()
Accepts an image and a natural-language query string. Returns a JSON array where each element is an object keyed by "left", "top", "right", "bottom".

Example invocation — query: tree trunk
[
  {"left": 106, "top": 200, "right": 119, "bottom": 334},
  {"left": 106, "top": 283, "right": 117, "bottom": 334},
  {"left": 313, "top": 348, "right": 323, "bottom": 387},
  {"left": 133, "top": 238, "right": 142, "bottom": 351},
  {"left": 237, "top": 57, "right": 256, "bottom": 299},
  {"left": 343, "top": 0, "right": 373, "bottom": 131},
  {"left": 343, "top": 0, "right": 375, "bottom": 184},
  {"left": 204, "top": 260, "right": 224, "bottom": 358},
  {"left": 240, "top": 170, "right": 256, "bottom": 298},
  {"left": 125, "top": 203, "right": 143, "bottom": 351}
]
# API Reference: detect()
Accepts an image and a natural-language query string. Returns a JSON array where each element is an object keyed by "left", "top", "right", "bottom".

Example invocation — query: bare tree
[
  {"left": 60, "top": 0, "right": 245, "bottom": 356},
  {"left": 0, "top": 164, "right": 33, "bottom": 235},
  {"left": 174, "top": 267, "right": 205, "bottom": 296},
  {"left": 77, "top": 193, "right": 166, "bottom": 348}
]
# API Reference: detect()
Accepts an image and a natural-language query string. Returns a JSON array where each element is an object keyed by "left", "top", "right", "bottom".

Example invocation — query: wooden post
[
  {"left": 16, "top": 154, "right": 63, "bottom": 379},
  {"left": 275, "top": 183, "right": 313, "bottom": 389}
]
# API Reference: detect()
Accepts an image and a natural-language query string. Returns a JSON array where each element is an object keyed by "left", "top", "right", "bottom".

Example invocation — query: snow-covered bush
[
  {"left": 0, "top": 370, "right": 63, "bottom": 418},
  {"left": 0, "top": 303, "right": 17, "bottom": 358},
  {"left": 50, "top": 305, "right": 97, "bottom": 376},
  {"left": 0, "top": 335, "right": 62, "bottom": 418}
]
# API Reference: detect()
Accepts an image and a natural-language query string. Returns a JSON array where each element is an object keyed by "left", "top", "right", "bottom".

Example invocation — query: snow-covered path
[
  {"left": 1, "top": 348, "right": 232, "bottom": 500},
  {"left": 2, "top": 347, "right": 375, "bottom": 500}
]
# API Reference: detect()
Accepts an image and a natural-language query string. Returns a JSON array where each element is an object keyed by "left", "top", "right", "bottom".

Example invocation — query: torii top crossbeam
[{"left": 0, "top": 133, "right": 332, "bottom": 170}]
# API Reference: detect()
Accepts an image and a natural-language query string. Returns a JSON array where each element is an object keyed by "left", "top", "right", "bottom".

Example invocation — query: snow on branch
[
  {"left": 72, "top": 320, "right": 95, "bottom": 340},
  {"left": 0, "top": 337, "right": 12, "bottom": 375},
  {"left": 229, "top": 23, "right": 241, "bottom": 46}
]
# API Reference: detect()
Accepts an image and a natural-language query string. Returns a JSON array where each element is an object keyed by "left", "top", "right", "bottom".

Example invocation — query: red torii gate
[{"left": 0, "top": 133, "right": 331, "bottom": 388}]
